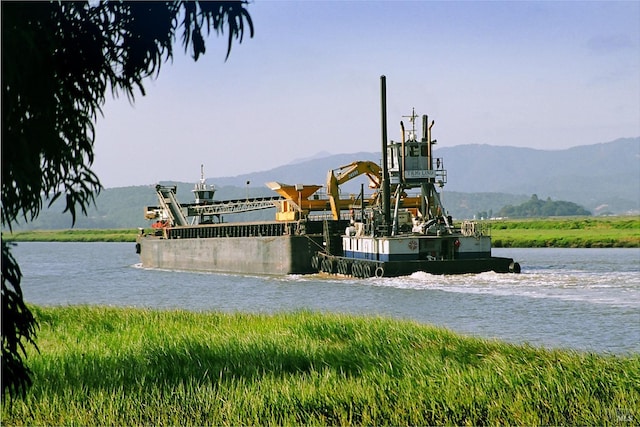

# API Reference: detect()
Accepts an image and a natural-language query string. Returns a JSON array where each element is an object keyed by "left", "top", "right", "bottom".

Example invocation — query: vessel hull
[
  {"left": 379, "top": 256, "right": 518, "bottom": 276},
  {"left": 137, "top": 234, "right": 322, "bottom": 275},
  {"left": 315, "top": 253, "right": 519, "bottom": 277}
]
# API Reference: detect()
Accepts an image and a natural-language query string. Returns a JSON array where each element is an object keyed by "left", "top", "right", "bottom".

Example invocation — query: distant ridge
[
  {"left": 208, "top": 151, "right": 380, "bottom": 188},
  {"left": 13, "top": 137, "right": 639, "bottom": 230},
  {"left": 436, "top": 137, "right": 639, "bottom": 214},
  {"left": 286, "top": 151, "right": 333, "bottom": 164},
  {"left": 206, "top": 137, "right": 639, "bottom": 214}
]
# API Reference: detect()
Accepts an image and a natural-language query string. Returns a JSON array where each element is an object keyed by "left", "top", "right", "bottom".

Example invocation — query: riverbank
[
  {"left": 2, "top": 228, "right": 138, "bottom": 242},
  {"left": 3, "top": 306, "right": 638, "bottom": 425},
  {"left": 491, "top": 216, "right": 640, "bottom": 248},
  {"left": 3, "top": 216, "right": 639, "bottom": 247}
]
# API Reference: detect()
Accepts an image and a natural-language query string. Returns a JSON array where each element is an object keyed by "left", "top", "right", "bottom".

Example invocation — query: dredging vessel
[{"left": 136, "top": 76, "right": 521, "bottom": 277}]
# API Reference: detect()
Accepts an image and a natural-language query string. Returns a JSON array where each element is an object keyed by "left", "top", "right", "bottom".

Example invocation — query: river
[{"left": 10, "top": 242, "right": 640, "bottom": 354}]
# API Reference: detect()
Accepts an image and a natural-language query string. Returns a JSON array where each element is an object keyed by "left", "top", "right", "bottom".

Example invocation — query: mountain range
[{"left": 9, "top": 137, "right": 639, "bottom": 230}]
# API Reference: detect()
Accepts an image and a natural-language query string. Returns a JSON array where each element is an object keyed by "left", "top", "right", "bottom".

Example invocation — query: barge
[{"left": 136, "top": 76, "right": 520, "bottom": 277}]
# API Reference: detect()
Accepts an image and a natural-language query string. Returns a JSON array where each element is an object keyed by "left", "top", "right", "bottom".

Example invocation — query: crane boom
[{"left": 327, "top": 161, "right": 382, "bottom": 220}]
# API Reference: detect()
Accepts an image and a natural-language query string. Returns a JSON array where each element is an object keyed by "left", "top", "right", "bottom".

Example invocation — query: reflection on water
[{"left": 12, "top": 243, "right": 640, "bottom": 354}]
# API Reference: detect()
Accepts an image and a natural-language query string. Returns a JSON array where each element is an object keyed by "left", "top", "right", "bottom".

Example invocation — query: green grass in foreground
[{"left": 3, "top": 306, "right": 639, "bottom": 426}]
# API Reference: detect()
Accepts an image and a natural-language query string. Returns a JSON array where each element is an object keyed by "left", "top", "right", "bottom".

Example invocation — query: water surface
[{"left": 12, "top": 242, "right": 640, "bottom": 354}]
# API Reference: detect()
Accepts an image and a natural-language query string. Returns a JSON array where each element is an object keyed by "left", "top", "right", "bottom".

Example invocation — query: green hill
[{"left": 8, "top": 138, "right": 638, "bottom": 230}]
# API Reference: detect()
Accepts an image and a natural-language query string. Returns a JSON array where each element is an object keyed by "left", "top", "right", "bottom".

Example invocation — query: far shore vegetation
[
  {"left": 3, "top": 228, "right": 139, "bottom": 242},
  {"left": 490, "top": 215, "right": 639, "bottom": 248},
  {"left": 2, "top": 306, "right": 638, "bottom": 425},
  {"left": 3, "top": 215, "right": 639, "bottom": 248}
]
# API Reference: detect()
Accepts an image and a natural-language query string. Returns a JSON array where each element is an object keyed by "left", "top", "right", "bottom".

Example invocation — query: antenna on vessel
[
  {"left": 402, "top": 108, "right": 419, "bottom": 141},
  {"left": 200, "top": 164, "right": 205, "bottom": 184}
]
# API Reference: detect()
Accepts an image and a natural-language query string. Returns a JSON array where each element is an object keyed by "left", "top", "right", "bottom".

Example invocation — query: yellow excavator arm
[{"left": 327, "top": 161, "right": 382, "bottom": 220}]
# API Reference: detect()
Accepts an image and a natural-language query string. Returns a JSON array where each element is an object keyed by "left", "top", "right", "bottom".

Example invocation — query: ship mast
[{"left": 402, "top": 108, "right": 419, "bottom": 142}]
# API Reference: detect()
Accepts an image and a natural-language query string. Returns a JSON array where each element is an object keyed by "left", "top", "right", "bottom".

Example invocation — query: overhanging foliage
[{"left": 1, "top": 0, "right": 253, "bottom": 397}]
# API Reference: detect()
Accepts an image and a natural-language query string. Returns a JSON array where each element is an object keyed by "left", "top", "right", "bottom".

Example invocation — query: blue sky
[{"left": 93, "top": 1, "right": 639, "bottom": 188}]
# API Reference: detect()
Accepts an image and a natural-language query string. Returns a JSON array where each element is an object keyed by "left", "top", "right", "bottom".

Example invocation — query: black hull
[
  {"left": 381, "top": 257, "right": 520, "bottom": 276},
  {"left": 314, "top": 254, "right": 520, "bottom": 278}
]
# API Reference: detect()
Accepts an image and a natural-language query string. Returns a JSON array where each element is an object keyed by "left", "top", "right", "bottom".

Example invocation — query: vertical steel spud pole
[{"left": 380, "top": 75, "right": 391, "bottom": 234}]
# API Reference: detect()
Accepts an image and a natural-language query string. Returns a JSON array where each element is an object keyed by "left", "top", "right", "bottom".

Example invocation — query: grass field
[
  {"left": 3, "top": 216, "right": 639, "bottom": 247},
  {"left": 491, "top": 216, "right": 640, "bottom": 248},
  {"left": 2, "top": 306, "right": 639, "bottom": 425},
  {"left": 2, "top": 228, "right": 138, "bottom": 242}
]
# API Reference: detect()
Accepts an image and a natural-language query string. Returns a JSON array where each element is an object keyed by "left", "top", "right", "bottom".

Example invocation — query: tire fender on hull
[{"left": 374, "top": 266, "right": 384, "bottom": 278}]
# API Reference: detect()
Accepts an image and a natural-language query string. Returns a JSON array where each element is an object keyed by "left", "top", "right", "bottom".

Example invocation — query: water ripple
[{"left": 12, "top": 242, "right": 640, "bottom": 354}]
